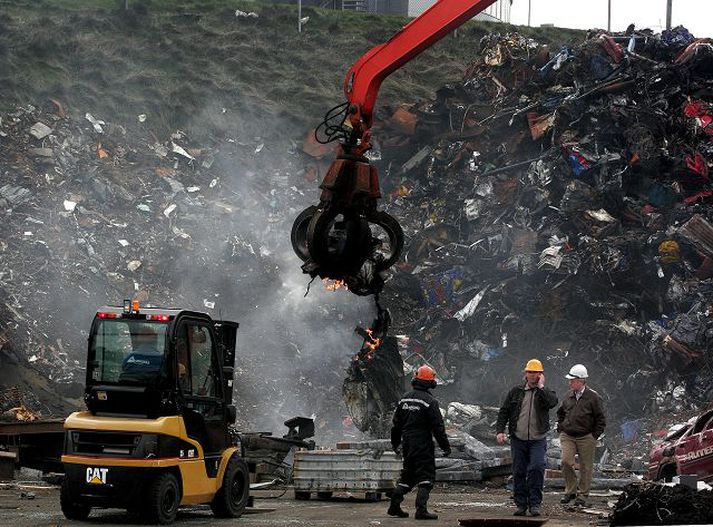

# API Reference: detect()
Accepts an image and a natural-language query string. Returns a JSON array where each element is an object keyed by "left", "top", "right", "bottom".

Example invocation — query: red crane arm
[
  {"left": 343, "top": 0, "right": 498, "bottom": 131},
  {"left": 291, "top": 1, "right": 501, "bottom": 291}
]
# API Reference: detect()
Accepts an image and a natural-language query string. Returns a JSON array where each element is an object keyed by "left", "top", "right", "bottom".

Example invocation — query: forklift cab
[{"left": 62, "top": 303, "right": 247, "bottom": 524}]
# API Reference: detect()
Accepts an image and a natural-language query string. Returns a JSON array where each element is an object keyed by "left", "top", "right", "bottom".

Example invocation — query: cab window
[
  {"left": 176, "top": 328, "right": 191, "bottom": 394},
  {"left": 90, "top": 319, "right": 168, "bottom": 384},
  {"left": 188, "top": 325, "right": 216, "bottom": 397}
]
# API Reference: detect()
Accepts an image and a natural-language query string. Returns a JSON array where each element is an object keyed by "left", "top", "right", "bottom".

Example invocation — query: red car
[{"left": 648, "top": 409, "right": 713, "bottom": 482}]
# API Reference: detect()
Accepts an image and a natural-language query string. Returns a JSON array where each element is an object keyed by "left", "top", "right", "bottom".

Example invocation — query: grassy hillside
[{"left": 0, "top": 0, "right": 584, "bottom": 142}]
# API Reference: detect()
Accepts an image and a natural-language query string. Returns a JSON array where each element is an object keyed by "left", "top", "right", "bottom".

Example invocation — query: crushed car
[{"left": 648, "top": 409, "right": 713, "bottom": 482}]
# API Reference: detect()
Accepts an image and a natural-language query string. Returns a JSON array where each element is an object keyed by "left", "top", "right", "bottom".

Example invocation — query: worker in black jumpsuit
[{"left": 388, "top": 365, "right": 451, "bottom": 520}]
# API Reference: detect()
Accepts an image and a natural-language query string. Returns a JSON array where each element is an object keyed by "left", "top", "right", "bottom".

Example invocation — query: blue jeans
[{"left": 510, "top": 436, "right": 547, "bottom": 508}]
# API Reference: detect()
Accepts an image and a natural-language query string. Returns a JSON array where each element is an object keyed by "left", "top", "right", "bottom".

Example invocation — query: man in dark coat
[
  {"left": 557, "top": 363, "right": 606, "bottom": 507},
  {"left": 496, "top": 358, "right": 558, "bottom": 517},
  {"left": 388, "top": 365, "right": 451, "bottom": 520}
]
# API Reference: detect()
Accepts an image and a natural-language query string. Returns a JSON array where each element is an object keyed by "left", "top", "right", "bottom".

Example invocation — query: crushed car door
[{"left": 676, "top": 410, "right": 713, "bottom": 477}]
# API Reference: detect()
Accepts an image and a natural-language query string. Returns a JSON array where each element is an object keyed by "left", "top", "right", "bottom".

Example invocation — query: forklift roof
[{"left": 96, "top": 306, "right": 212, "bottom": 318}]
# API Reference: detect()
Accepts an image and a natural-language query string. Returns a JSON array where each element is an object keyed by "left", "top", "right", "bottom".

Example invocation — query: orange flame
[
  {"left": 323, "top": 279, "right": 346, "bottom": 291},
  {"left": 353, "top": 328, "right": 383, "bottom": 362},
  {"left": 365, "top": 328, "right": 382, "bottom": 352}
]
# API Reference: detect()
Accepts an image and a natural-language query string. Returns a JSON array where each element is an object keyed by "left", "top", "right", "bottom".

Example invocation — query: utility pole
[
  {"left": 666, "top": 0, "right": 673, "bottom": 29},
  {"left": 298, "top": 0, "right": 302, "bottom": 33},
  {"left": 528, "top": 0, "right": 531, "bottom": 27},
  {"left": 607, "top": 0, "right": 611, "bottom": 32}
]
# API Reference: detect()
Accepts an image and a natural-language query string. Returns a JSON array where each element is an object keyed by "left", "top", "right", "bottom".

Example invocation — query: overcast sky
[{"left": 509, "top": 0, "right": 711, "bottom": 37}]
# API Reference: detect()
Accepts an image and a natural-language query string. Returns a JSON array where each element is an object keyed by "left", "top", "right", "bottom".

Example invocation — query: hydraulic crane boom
[
  {"left": 344, "top": 0, "right": 497, "bottom": 138},
  {"left": 292, "top": 0, "right": 497, "bottom": 296}
]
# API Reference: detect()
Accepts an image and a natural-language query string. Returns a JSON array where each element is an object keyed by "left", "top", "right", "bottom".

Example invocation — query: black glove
[
  {"left": 442, "top": 448, "right": 451, "bottom": 458},
  {"left": 393, "top": 444, "right": 402, "bottom": 455}
]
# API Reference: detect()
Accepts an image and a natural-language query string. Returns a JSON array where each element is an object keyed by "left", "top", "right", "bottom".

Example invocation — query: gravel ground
[{"left": 0, "top": 483, "right": 613, "bottom": 526}]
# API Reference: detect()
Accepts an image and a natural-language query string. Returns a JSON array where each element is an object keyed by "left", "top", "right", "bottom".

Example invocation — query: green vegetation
[{"left": 0, "top": 1, "right": 584, "bottom": 140}]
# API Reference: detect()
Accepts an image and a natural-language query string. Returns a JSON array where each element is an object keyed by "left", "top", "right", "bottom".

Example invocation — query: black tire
[
  {"left": 316, "top": 491, "right": 333, "bottom": 499},
  {"left": 291, "top": 205, "right": 317, "bottom": 262},
  {"left": 144, "top": 472, "right": 180, "bottom": 525},
  {"left": 369, "top": 210, "right": 404, "bottom": 271},
  {"left": 60, "top": 479, "right": 91, "bottom": 521},
  {"left": 211, "top": 456, "right": 250, "bottom": 518},
  {"left": 294, "top": 491, "right": 311, "bottom": 500},
  {"left": 307, "top": 208, "right": 371, "bottom": 274}
]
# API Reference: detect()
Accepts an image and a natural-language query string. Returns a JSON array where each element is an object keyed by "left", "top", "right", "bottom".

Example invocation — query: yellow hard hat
[{"left": 525, "top": 359, "right": 544, "bottom": 372}]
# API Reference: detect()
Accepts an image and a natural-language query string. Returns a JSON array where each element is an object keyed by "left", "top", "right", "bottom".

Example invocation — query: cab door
[{"left": 175, "top": 319, "right": 229, "bottom": 477}]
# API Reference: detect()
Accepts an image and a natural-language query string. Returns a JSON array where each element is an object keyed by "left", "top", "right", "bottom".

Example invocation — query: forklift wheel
[
  {"left": 211, "top": 456, "right": 250, "bottom": 518},
  {"left": 60, "top": 479, "right": 91, "bottom": 521},
  {"left": 144, "top": 472, "right": 180, "bottom": 525}
]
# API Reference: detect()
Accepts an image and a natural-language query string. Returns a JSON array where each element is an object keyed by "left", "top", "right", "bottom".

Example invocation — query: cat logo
[{"left": 86, "top": 467, "right": 109, "bottom": 485}]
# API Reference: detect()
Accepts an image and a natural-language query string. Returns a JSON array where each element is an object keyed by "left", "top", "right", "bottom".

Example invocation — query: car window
[
  {"left": 665, "top": 424, "right": 691, "bottom": 441},
  {"left": 691, "top": 410, "right": 713, "bottom": 435}
]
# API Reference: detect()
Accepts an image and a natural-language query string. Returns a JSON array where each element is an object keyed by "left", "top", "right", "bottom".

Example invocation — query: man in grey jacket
[{"left": 496, "top": 359, "right": 558, "bottom": 517}]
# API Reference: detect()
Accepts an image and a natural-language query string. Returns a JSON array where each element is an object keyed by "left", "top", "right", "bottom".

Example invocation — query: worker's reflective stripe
[{"left": 399, "top": 398, "right": 430, "bottom": 407}]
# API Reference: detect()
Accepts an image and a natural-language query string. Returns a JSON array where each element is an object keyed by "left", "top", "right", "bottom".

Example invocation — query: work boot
[
  {"left": 574, "top": 497, "right": 588, "bottom": 507},
  {"left": 513, "top": 506, "right": 527, "bottom": 516},
  {"left": 414, "top": 487, "right": 438, "bottom": 520},
  {"left": 529, "top": 506, "right": 541, "bottom": 517},
  {"left": 387, "top": 486, "right": 409, "bottom": 518},
  {"left": 560, "top": 493, "right": 576, "bottom": 504}
]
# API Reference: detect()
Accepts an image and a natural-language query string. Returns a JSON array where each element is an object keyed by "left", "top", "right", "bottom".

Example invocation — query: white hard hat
[{"left": 565, "top": 364, "right": 588, "bottom": 379}]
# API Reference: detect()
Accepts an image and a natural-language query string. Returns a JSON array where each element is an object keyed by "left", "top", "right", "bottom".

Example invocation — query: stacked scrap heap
[{"left": 357, "top": 26, "right": 713, "bottom": 437}]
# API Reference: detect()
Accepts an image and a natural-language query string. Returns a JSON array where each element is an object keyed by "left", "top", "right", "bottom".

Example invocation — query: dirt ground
[{"left": 0, "top": 484, "right": 611, "bottom": 526}]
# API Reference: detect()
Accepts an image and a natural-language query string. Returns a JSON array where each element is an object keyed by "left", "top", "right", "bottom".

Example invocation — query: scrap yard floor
[{"left": 0, "top": 485, "right": 609, "bottom": 526}]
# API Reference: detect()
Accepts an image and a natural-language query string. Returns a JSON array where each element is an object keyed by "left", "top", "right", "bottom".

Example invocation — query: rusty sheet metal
[
  {"left": 679, "top": 214, "right": 713, "bottom": 257},
  {"left": 293, "top": 449, "right": 401, "bottom": 492},
  {"left": 0, "top": 419, "right": 65, "bottom": 435}
]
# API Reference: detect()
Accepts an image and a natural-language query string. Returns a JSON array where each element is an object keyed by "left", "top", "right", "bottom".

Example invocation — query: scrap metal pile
[
  {"left": 610, "top": 481, "right": 713, "bottom": 525},
  {"left": 2, "top": 22, "right": 713, "bottom": 454},
  {"left": 0, "top": 100, "right": 371, "bottom": 436},
  {"left": 323, "top": 26, "right": 713, "bottom": 447}
]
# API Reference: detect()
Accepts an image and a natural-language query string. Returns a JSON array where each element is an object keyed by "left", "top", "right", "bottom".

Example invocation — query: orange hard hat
[
  {"left": 415, "top": 365, "right": 436, "bottom": 382},
  {"left": 525, "top": 359, "right": 544, "bottom": 372}
]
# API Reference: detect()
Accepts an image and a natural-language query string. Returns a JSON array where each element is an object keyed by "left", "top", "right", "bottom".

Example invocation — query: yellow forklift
[{"left": 61, "top": 301, "right": 248, "bottom": 524}]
